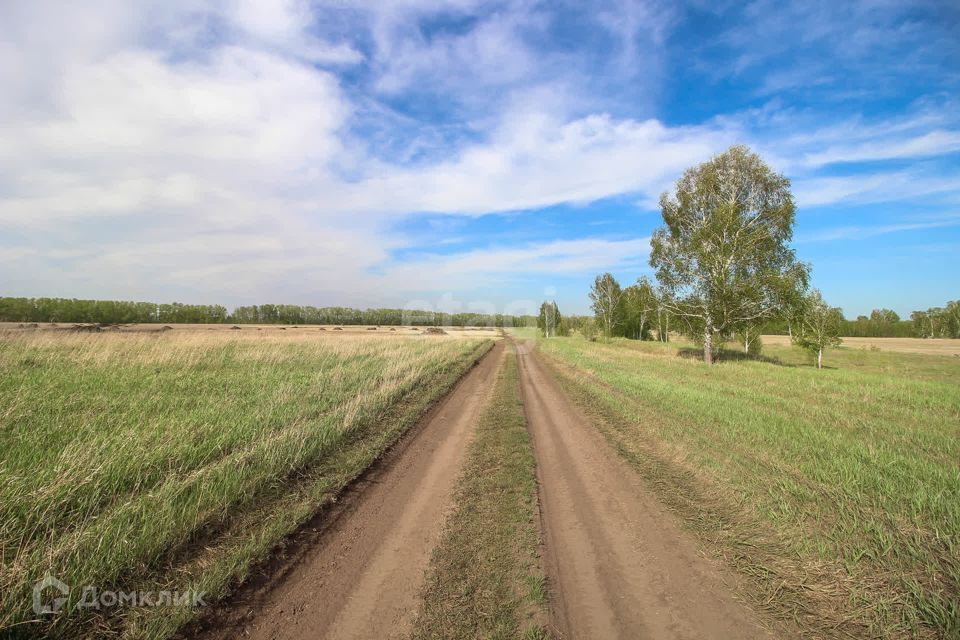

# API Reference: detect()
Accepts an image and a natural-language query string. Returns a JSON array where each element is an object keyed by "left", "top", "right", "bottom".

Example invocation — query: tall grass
[
  {"left": 0, "top": 329, "right": 490, "bottom": 638},
  {"left": 538, "top": 336, "right": 960, "bottom": 639}
]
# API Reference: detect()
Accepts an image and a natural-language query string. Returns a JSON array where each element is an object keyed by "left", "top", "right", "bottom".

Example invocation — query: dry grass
[
  {"left": 0, "top": 322, "right": 504, "bottom": 340},
  {"left": 0, "top": 329, "right": 491, "bottom": 639},
  {"left": 762, "top": 334, "right": 960, "bottom": 356}
]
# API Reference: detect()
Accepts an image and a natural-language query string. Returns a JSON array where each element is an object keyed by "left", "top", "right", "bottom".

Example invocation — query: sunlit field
[
  {"left": 0, "top": 329, "right": 491, "bottom": 638},
  {"left": 762, "top": 334, "right": 960, "bottom": 357},
  {"left": 537, "top": 335, "right": 960, "bottom": 638}
]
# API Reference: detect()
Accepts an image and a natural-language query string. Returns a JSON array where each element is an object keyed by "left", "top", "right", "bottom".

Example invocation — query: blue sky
[{"left": 1, "top": 0, "right": 957, "bottom": 318}]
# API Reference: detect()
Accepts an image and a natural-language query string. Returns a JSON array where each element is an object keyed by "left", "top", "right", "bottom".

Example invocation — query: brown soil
[
  {"left": 189, "top": 342, "right": 505, "bottom": 640},
  {"left": 515, "top": 341, "right": 781, "bottom": 639},
  {"left": 424, "top": 327, "right": 447, "bottom": 335}
]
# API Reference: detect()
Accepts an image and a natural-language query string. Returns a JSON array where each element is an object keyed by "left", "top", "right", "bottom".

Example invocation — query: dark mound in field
[
  {"left": 424, "top": 327, "right": 447, "bottom": 335},
  {"left": 367, "top": 327, "right": 377, "bottom": 330},
  {"left": 333, "top": 327, "right": 343, "bottom": 331},
  {"left": 318, "top": 327, "right": 326, "bottom": 331},
  {"left": 389, "top": 328, "right": 396, "bottom": 331},
  {"left": 18, "top": 323, "right": 40, "bottom": 329},
  {"left": 159, "top": 325, "right": 173, "bottom": 332},
  {"left": 230, "top": 326, "right": 242, "bottom": 330},
  {"left": 68, "top": 324, "right": 102, "bottom": 332}
]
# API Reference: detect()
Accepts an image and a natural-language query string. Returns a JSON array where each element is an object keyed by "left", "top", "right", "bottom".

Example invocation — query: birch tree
[
  {"left": 538, "top": 301, "right": 561, "bottom": 338},
  {"left": 793, "top": 289, "right": 843, "bottom": 369},
  {"left": 589, "top": 273, "right": 623, "bottom": 339},
  {"left": 655, "top": 285, "right": 673, "bottom": 341},
  {"left": 650, "top": 145, "right": 809, "bottom": 364},
  {"left": 619, "top": 277, "right": 658, "bottom": 340}
]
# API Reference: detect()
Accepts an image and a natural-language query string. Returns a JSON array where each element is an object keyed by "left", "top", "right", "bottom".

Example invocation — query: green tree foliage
[
  {"left": 0, "top": 297, "right": 534, "bottom": 328},
  {"left": 735, "top": 327, "right": 763, "bottom": 355},
  {"left": 589, "top": 272, "right": 623, "bottom": 338},
  {"left": 537, "top": 301, "right": 562, "bottom": 337},
  {"left": 792, "top": 289, "right": 843, "bottom": 369},
  {"left": 840, "top": 311, "right": 912, "bottom": 337},
  {"left": 618, "top": 277, "right": 658, "bottom": 340},
  {"left": 0, "top": 297, "right": 227, "bottom": 324},
  {"left": 910, "top": 301, "right": 960, "bottom": 338},
  {"left": 650, "top": 145, "right": 809, "bottom": 364},
  {"left": 654, "top": 285, "right": 673, "bottom": 342},
  {"left": 579, "top": 318, "right": 599, "bottom": 341}
]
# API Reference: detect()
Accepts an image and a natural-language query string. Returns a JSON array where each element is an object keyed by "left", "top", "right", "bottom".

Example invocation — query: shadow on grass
[{"left": 675, "top": 346, "right": 803, "bottom": 367}]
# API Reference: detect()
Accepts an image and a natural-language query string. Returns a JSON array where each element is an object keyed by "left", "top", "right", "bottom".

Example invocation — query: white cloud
[
  {"left": 793, "top": 171, "right": 960, "bottom": 207},
  {"left": 336, "top": 110, "right": 733, "bottom": 215},
  {"left": 801, "top": 130, "right": 960, "bottom": 167},
  {"left": 377, "top": 236, "right": 653, "bottom": 293},
  {"left": 797, "top": 214, "right": 960, "bottom": 243}
]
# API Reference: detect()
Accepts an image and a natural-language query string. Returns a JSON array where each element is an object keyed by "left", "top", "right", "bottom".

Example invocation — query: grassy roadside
[
  {"left": 0, "top": 331, "right": 492, "bottom": 639},
  {"left": 413, "top": 346, "right": 549, "bottom": 640},
  {"left": 536, "top": 336, "right": 959, "bottom": 639}
]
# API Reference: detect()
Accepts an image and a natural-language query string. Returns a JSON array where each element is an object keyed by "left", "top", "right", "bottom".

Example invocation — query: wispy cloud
[
  {"left": 796, "top": 214, "right": 960, "bottom": 243},
  {"left": 792, "top": 171, "right": 960, "bottom": 208}
]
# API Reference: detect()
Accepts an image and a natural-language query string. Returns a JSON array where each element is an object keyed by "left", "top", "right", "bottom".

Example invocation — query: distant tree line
[
  {"left": 910, "top": 302, "right": 960, "bottom": 339},
  {"left": 230, "top": 304, "right": 532, "bottom": 327},
  {"left": 0, "top": 297, "right": 535, "bottom": 328},
  {"left": 0, "top": 297, "right": 229, "bottom": 324}
]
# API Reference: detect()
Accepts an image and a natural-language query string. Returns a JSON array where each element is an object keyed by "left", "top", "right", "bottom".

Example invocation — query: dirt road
[
  {"left": 191, "top": 337, "right": 782, "bottom": 640},
  {"left": 193, "top": 341, "right": 504, "bottom": 640},
  {"left": 516, "top": 342, "right": 778, "bottom": 640}
]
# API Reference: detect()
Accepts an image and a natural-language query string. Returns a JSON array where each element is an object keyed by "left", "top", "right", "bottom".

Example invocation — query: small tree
[
  {"left": 655, "top": 285, "right": 673, "bottom": 342},
  {"left": 793, "top": 289, "right": 842, "bottom": 369},
  {"left": 619, "top": 276, "right": 658, "bottom": 340},
  {"left": 580, "top": 318, "right": 599, "bottom": 341},
  {"left": 735, "top": 325, "right": 763, "bottom": 355},
  {"left": 589, "top": 272, "right": 623, "bottom": 339},
  {"left": 650, "top": 145, "right": 809, "bottom": 364},
  {"left": 538, "top": 301, "right": 561, "bottom": 338}
]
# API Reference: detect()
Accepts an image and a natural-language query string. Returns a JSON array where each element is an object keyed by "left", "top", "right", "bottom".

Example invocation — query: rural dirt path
[
  {"left": 192, "top": 341, "right": 505, "bottom": 640},
  {"left": 516, "top": 340, "right": 779, "bottom": 640}
]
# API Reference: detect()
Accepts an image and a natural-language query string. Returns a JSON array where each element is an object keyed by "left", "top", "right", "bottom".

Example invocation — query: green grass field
[
  {"left": 537, "top": 335, "right": 960, "bottom": 639},
  {"left": 413, "top": 347, "right": 548, "bottom": 640},
  {"left": 0, "top": 329, "right": 491, "bottom": 638}
]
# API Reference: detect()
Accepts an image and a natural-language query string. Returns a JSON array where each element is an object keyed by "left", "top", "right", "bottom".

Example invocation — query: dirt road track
[
  {"left": 193, "top": 341, "right": 504, "bottom": 640},
  {"left": 516, "top": 341, "right": 779, "bottom": 640}
]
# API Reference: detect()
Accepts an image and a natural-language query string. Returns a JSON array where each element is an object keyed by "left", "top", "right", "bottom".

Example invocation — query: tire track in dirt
[
  {"left": 515, "top": 340, "right": 781, "bottom": 640},
  {"left": 192, "top": 341, "right": 505, "bottom": 640}
]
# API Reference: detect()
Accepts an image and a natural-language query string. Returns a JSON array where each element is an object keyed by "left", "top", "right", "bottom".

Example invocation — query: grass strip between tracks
[{"left": 413, "top": 345, "right": 550, "bottom": 640}]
